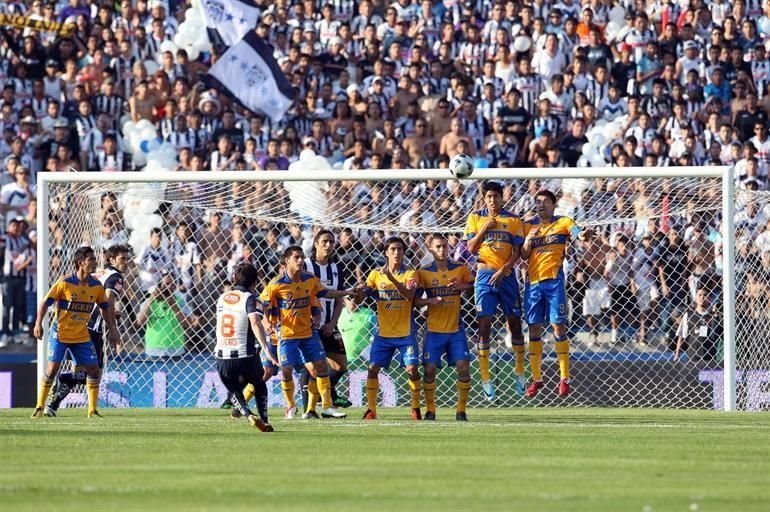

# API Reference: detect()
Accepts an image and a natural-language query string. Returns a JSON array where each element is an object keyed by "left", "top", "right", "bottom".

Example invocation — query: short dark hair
[
  {"left": 232, "top": 262, "right": 259, "bottom": 288},
  {"left": 536, "top": 189, "right": 557, "bottom": 203},
  {"left": 105, "top": 244, "right": 130, "bottom": 263},
  {"left": 281, "top": 245, "right": 304, "bottom": 263},
  {"left": 482, "top": 181, "right": 504, "bottom": 197},
  {"left": 383, "top": 236, "right": 407, "bottom": 252},
  {"left": 73, "top": 246, "right": 94, "bottom": 268}
]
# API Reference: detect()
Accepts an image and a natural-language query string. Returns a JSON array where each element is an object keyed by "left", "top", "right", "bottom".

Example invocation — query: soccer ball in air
[{"left": 449, "top": 153, "right": 474, "bottom": 179}]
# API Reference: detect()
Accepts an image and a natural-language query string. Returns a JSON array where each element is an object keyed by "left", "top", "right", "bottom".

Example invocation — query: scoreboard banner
[{"left": 0, "top": 14, "right": 76, "bottom": 36}]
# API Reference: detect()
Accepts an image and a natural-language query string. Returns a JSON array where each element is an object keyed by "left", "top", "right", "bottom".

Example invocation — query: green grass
[{"left": 1, "top": 408, "right": 768, "bottom": 512}]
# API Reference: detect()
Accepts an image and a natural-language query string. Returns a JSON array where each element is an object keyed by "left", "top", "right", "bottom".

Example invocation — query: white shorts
[
  {"left": 636, "top": 284, "right": 660, "bottom": 312},
  {"left": 583, "top": 279, "right": 609, "bottom": 316}
]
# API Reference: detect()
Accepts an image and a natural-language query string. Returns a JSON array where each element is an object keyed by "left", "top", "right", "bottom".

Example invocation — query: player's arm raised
[
  {"left": 465, "top": 215, "right": 497, "bottom": 254},
  {"left": 382, "top": 266, "right": 417, "bottom": 300}
]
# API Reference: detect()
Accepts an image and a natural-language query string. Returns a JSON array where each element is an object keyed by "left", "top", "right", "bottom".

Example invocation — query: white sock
[{"left": 611, "top": 329, "right": 618, "bottom": 342}]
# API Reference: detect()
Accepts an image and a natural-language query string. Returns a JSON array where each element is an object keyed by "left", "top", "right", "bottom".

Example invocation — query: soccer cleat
[
  {"left": 333, "top": 397, "right": 353, "bottom": 408},
  {"left": 558, "top": 379, "right": 571, "bottom": 398},
  {"left": 87, "top": 410, "right": 104, "bottom": 419},
  {"left": 220, "top": 395, "right": 233, "bottom": 409},
  {"left": 514, "top": 372, "right": 527, "bottom": 396},
  {"left": 248, "top": 414, "right": 274, "bottom": 432},
  {"left": 31, "top": 407, "right": 44, "bottom": 418},
  {"left": 362, "top": 409, "right": 377, "bottom": 420},
  {"left": 284, "top": 406, "right": 298, "bottom": 419},
  {"left": 481, "top": 380, "right": 496, "bottom": 401},
  {"left": 424, "top": 411, "right": 436, "bottom": 421},
  {"left": 455, "top": 412, "right": 468, "bottom": 422},
  {"left": 43, "top": 406, "right": 57, "bottom": 417},
  {"left": 230, "top": 409, "right": 242, "bottom": 420},
  {"left": 321, "top": 407, "right": 347, "bottom": 419},
  {"left": 411, "top": 407, "right": 422, "bottom": 421},
  {"left": 525, "top": 380, "right": 544, "bottom": 398},
  {"left": 302, "top": 410, "right": 320, "bottom": 419}
]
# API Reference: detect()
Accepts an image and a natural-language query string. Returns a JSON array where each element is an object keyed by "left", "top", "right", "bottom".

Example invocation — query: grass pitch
[{"left": 1, "top": 408, "right": 768, "bottom": 512}]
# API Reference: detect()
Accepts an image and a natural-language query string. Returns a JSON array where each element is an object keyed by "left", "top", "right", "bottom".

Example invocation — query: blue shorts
[
  {"left": 260, "top": 343, "right": 280, "bottom": 374},
  {"left": 474, "top": 269, "right": 521, "bottom": 318},
  {"left": 524, "top": 278, "right": 568, "bottom": 325},
  {"left": 279, "top": 333, "right": 325, "bottom": 368},
  {"left": 48, "top": 338, "right": 99, "bottom": 367},
  {"left": 423, "top": 330, "right": 470, "bottom": 368},
  {"left": 370, "top": 334, "right": 419, "bottom": 368}
]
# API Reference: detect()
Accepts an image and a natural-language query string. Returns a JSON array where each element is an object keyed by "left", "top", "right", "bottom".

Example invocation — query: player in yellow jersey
[
  {"left": 358, "top": 236, "right": 422, "bottom": 421},
  {"left": 262, "top": 246, "right": 354, "bottom": 419},
  {"left": 464, "top": 181, "right": 527, "bottom": 400},
  {"left": 521, "top": 190, "right": 592, "bottom": 398},
  {"left": 415, "top": 234, "right": 474, "bottom": 421},
  {"left": 31, "top": 246, "right": 120, "bottom": 418}
]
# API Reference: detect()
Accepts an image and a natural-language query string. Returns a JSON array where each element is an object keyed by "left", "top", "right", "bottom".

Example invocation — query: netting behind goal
[{"left": 40, "top": 172, "right": 767, "bottom": 411}]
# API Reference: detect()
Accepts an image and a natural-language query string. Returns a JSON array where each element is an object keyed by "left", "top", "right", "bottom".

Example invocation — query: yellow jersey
[
  {"left": 417, "top": 261, "right": 473, "bottom": 333},
  {"left": 365, "top": 267, "right": 418, "bottom": 338},
  {"left": 45, "top": 274, "right": 109, "bottom": 343},
  {"left": 464, "top": 208, "right": 524, "bottom": 269},
  {"left": 261, "top": 272, "right": 326, "bottom": 340},
  {"left": 523, "top": 216, "right": 581, "bottom": 284}
]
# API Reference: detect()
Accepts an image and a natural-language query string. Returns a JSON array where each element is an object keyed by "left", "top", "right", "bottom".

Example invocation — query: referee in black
[
  {"left": 1, "top": 217, "right": 29, "bottom": 347},
  {"left": 300, "top": 229, "right": 352, "bottom": 415}
]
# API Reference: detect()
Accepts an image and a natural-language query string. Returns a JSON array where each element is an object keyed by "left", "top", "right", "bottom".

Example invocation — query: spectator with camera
[{"left": 136, "top": 270, "right": 198, "bottom": 358}]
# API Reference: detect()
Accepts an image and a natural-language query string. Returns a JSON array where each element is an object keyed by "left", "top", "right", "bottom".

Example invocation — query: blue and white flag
[
  {"left": 199, "top": 0, "right": 260, "bottom": 48},
  {"left": 204, "top": 32, "right": 297, "bottom": 123}
]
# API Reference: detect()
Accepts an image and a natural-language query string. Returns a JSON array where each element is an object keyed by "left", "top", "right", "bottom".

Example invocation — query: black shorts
[
  {"left": 88, "top": 329, "right": 105, "bottom": 369},
  {"left": 320, "top": 329, "right": 346, "bottom": 356},
  {"left": 216, "top": 356, "right": 264, "bottom": 393},
  {"left": 610, "top": 285, "right": 635, "bottom": 315}
]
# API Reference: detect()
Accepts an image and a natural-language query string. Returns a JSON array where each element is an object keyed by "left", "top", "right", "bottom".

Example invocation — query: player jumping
[
  {"left": 464, "top": 181, "right": 527, "bottom": 400},
  {"left": 521, "top": 189, "right": 592, "bottom": 398}
]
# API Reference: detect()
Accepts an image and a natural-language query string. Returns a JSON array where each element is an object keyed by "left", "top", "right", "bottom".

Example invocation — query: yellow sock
[
  {"left": 365, "top": 378, "right": 379, "bottom": 413},
  {"left": 36, "top": 375, "right": 54, "bottom": 408},
  {"left": 513, "top": 343, "right": 526, "bottom": 375},
  {"left": 478, "top": 348, "right": 491, "bottom": 382},
  {"left": 529, "top": 339, "right": 543, "bottom": 381},
  {"left": 423, "top": 381, "right": 436, "bottom": 413},
  {"left": 243, "top": 384, "right": 255, "bottom": 403},
  {"left": 555, "top": 338, "right": 570, "bottom": 380},
  {"left": 316, "top": 375, "right": 332, "bottom": 409},
  {"left": 457, "top": 380, "right": 471, "bottom": 413},
  {"left": 86, "top": 377, "right": 100, "bottom": 413},
  {"left": 306, "top": 379, "right": 319, "bottom": 413},
  {"left": 281, "top": 379, "right": 296, "bottom": 408},
  {"left": 407, "top": 379, "right": 422, "bottom": 409}
]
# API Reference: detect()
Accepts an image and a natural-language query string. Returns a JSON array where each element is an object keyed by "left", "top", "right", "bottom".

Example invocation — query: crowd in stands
[{"left": 0, "top": 0, "right": 764, "bottom": 361}]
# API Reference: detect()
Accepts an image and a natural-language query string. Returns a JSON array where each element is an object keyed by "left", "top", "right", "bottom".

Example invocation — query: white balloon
[
  {"left": 299, "top": 149, "right": 316, "bottom": 161},
  {"left": 144, "top": 160, "right": 165, "bottom": 174},
  {"left": 121, "top": 120, "right": 136, "bottom": 138},
  {"left": 185, "top": 44, "right": 200, "bottom": 61},
  {"left": 609, "top": 6, "right": 625, "bottom": 25},
  {"left": 146, "top": 214, "right": 163, "bottom": 229},
  {"left": 195, "top": 36, "right": 211, "bottom": 53},
  {"left": 582, "top": 143, "right": 597, "bottom": 157},
  {"left": 174, "top": 32, "right": 188, "bottom": 49},
  {"left": 185, "top": 9, "right": 203, "bottom": 27},
  {"left": 132, "top": 151, "right": 148, "bottom": 167},
  {"left": 135, "top": 119, "right": 154, "bottom": 133},
  {"left": 594, "top": 119, "right": 608, "bottom": 129},
  {"left": 143, "top": 59, "right": 159, "bottom": 75},
  {"left": 591, "top": 133, "right": 607, "bottom": 147},
  {"left": 159, "top": 40, "right": 178, "bottom": 55},
  {"left": 513, "top": 36, "right": 531, "bottom": 53},
  {"left": 577, "top": 156, "right": 590, "bottom": 167},
  {"left": 590, "top": 155, "right": 606, "bottom": 167}
]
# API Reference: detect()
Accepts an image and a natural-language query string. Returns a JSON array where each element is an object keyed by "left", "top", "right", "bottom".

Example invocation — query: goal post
[{"left": 36, "top": 166, "right": 741, "bottom": 411}]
